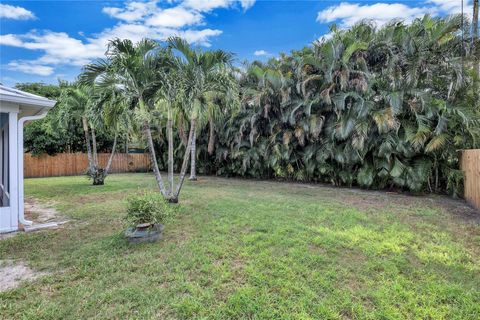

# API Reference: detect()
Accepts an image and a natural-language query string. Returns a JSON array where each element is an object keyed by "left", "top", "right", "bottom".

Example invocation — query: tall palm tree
[
  {"left": 167, "top": 36, "right": 235, "bottom": 181},
  {"left": 152, "top": 72, "right": 182, "bottom": 200},
  {"left": 73, "top": 16, "right": 479, "bottom": 197},
  {"left": 59, "top": 84, "right": 122, "bottom": 185},
  {"left": 91, "top": 81, "right": 131, "bottom": 181},
  {"left": 80, "top": 38, "right": 171, "bottom": 195},
  {"left": 59, "top": 85, "right": 101, "bottom": 178},
  {"left": 209, "top": 15, "right": 479, "bottom": 196}
]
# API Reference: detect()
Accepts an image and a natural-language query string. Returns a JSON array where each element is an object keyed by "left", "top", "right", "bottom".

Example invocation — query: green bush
[{"left": 125, "top": 191, "right": 176, "bottom": 226}]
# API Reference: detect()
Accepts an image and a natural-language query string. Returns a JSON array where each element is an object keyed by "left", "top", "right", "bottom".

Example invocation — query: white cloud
[
  {"left": 103, "top": 1, "right": 158, "bottom": 22},
  {"left": 179, "top": 29, "right": 223, "bottom": 46},
  {"left": 427, "top": 0, "right": 465, "bottom": 14},
  {"left": 0, "top": 4, "right": 35, "bottom": 20},
  {"left": 254, "top": 50, "right": 270, "bottom": 56},
  {"left": 0, "top": 34, "right": 24, "bottom": 46},
  {"left": 239, "top": 0, "right": 256, "bottom": 10},
  {"left": 317, "top": 2, "right": 429, "bottom": 27},
  {"left": 317, "top": 1, "right": 470, "bottom": 28},
  {"left": 182, "top": 0, "right": 256, "bottom": 12},
  {"left": 0, "top": 25, "right": 224, "bottom": 68},
  {"left": 1, "top": 32, "right": 104, "bottom": 66},
  {"left": 7, "top": 61, "right": 54, "bottom": 76},
  {"left": 1, "top": 0, "right": 256, "bottom": 76},
  {"left": 103, "top": 0, "right": 256, "bottom": 26},
  {"left": 183, "top": 0, "right": 230, "bottom": 12},
  {"left": 146, "top": 7, "right": 203, "bottom": 27}
]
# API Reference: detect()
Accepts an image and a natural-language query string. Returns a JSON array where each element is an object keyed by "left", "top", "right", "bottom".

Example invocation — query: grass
[{"left": 1, "top": 173, "right": 479, "bottom": 319}]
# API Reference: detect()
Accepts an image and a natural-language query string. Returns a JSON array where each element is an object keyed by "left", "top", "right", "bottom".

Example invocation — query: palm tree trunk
[
  {"left": 474, "top": 0, "right": 479, "bottom": 77},
  {"left": 208, "top": 116, "right": 215, "bottom": 155},
  {"left": 178, "top": 115, "right": 188, "bottom": 146},
  {"left": 104, "top": 133, "right": 118, "bottom": 177},
  {"left": 167, "top": 117, "right": 174, "bottom": 197},
  {"left": 90, "top": 126, "right": 106, "bottom": 185},
  {"left": 173, "top": 119, "right": 195, "bottom": 202},
  {"left": 82, "top": 116, "right": 94, "bottom": 172},
  {"left": 189, "top": 118, "right": 197, "bottom": 181},
  {"left": 144, "top": 121, "right": 168, "bottom": 198},
  {"left": 91, "top": 126, "right": 98, "bottom": 168},
  {"left": 474, "top": 0, "right": 479, "bottom": 41}
]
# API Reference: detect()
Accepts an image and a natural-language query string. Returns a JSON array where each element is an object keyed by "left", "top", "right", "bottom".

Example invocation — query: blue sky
[{"left": 0, "top": 0, "right": 470, "bottom": 86}]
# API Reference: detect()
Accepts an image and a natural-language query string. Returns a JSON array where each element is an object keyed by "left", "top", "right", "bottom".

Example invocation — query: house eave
[{"left": 0, "top": 94, "right": 56, "bottom": 109}]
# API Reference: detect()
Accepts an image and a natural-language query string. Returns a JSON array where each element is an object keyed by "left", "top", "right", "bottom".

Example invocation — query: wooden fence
[
  {"left": 24, "top": 153, "right": 151, "bottom": 178},
  {"left": 461, "top": 149, "right": 480, "bottom": 211}
]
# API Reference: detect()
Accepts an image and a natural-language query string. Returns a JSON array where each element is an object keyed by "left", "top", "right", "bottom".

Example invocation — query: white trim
[
  {"left": 1, "top": 94, "right": 56, "bottom": 109},
  {"left": 0, "top": 103, "right": 20, "bottom": 113},
  {"left": 0, "top": 85, "right": 56, "bottom": 109},
  {"left": 18, "top": 110, "right": 49, "bottom": 226},
  {"left": 8, "top": 112, "right": 18, "bottom": 231}
]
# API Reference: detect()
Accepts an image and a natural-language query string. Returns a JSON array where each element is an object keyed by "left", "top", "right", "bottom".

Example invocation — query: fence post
[{"left": 461, "top": 149, "right": 480, "bottom": 211}]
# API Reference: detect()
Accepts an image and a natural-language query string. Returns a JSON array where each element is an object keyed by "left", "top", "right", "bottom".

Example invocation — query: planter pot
[{"left": 125, "top": 223, "right": 164, "bottom": 244}]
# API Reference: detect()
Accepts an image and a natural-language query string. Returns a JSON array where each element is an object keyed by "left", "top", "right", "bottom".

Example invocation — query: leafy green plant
[
  {"left": 32, "top": 15, "right": 479, "bottom": 197},
  {"left": 125, "top": 191, "right": 176, "bottom": 227},
  {"left": 191, "top": 15, "right": 479, "bottom": 196}
]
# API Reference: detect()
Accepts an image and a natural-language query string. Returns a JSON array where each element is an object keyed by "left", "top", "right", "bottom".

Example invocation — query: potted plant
[{"left": 124, "top": 191, "right": 176, "bottom": 243}]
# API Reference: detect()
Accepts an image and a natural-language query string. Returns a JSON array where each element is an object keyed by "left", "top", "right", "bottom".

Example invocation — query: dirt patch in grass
[
  {"left": 73, "top": 191, "right": 130, "bottom": 205},
  {"left": 0, "top": 260, "right": 47, "bottom": 292},
  {"left": 426, "top": 195, "right": 480, "bottom": 222},
  {"left": 247, "top": 179, "right": 478, "bottom": 222},
  {"left": 24, "top": 198, "right": 64, "bottom": 223},
  {"left": 296, "top": 182, "right": 479, "bottom": 222}
]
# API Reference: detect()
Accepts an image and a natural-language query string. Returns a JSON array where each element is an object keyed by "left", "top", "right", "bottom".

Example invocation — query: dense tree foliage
[
  {"left": 169, "top": 16, "right": 480, "bottom": 196},
  {"left": 18, "top": 82, "right": 80, "bottom": 155},
  {"left": 19, "top": 82, "right": 116, "bottom": 156},
  {"left": 18, "top": 15, "right": 480, "bottom": 196}
]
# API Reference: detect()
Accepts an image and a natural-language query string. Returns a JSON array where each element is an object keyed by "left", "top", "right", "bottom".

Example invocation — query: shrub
[{"left": 125, "top": 191, "right": 176, "bottom": 227}]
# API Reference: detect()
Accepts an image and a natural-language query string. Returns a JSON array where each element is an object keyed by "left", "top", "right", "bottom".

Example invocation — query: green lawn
[{"left": 1, "top": 173, "right": 480, "bottom": 319}]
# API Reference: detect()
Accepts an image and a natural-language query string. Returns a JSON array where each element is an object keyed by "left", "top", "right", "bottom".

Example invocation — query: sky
[{"left": 0, "top": 0, "right": 472, "bottom": 87}]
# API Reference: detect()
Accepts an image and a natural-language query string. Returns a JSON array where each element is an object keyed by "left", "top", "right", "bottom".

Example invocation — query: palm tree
[
  {"left": 152, "top": 73, "right": 182, "bottom": 200},
  {"left": 80, "top": 38, "right": 206, "bottom": 202},
  {"left": 167, "top": 37, "right": 235, "bottom": 181},
  {"left": 73, "top": 16, "right": 479, "bottom": 197},
  {"left": 59, "top": 84, "right": 121, "bottom": 185},
  {"left": 80, "top": 38, "right": 171, "bottom": 195},
  {"left": 91, "top": 81, "right": 131, "bottom": 181},
  {"left": 209, "top": 15, "right": 479, "bottom": 195},
  {"left": 58, "top": 85, "right": 98, "bottom": 179}
]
